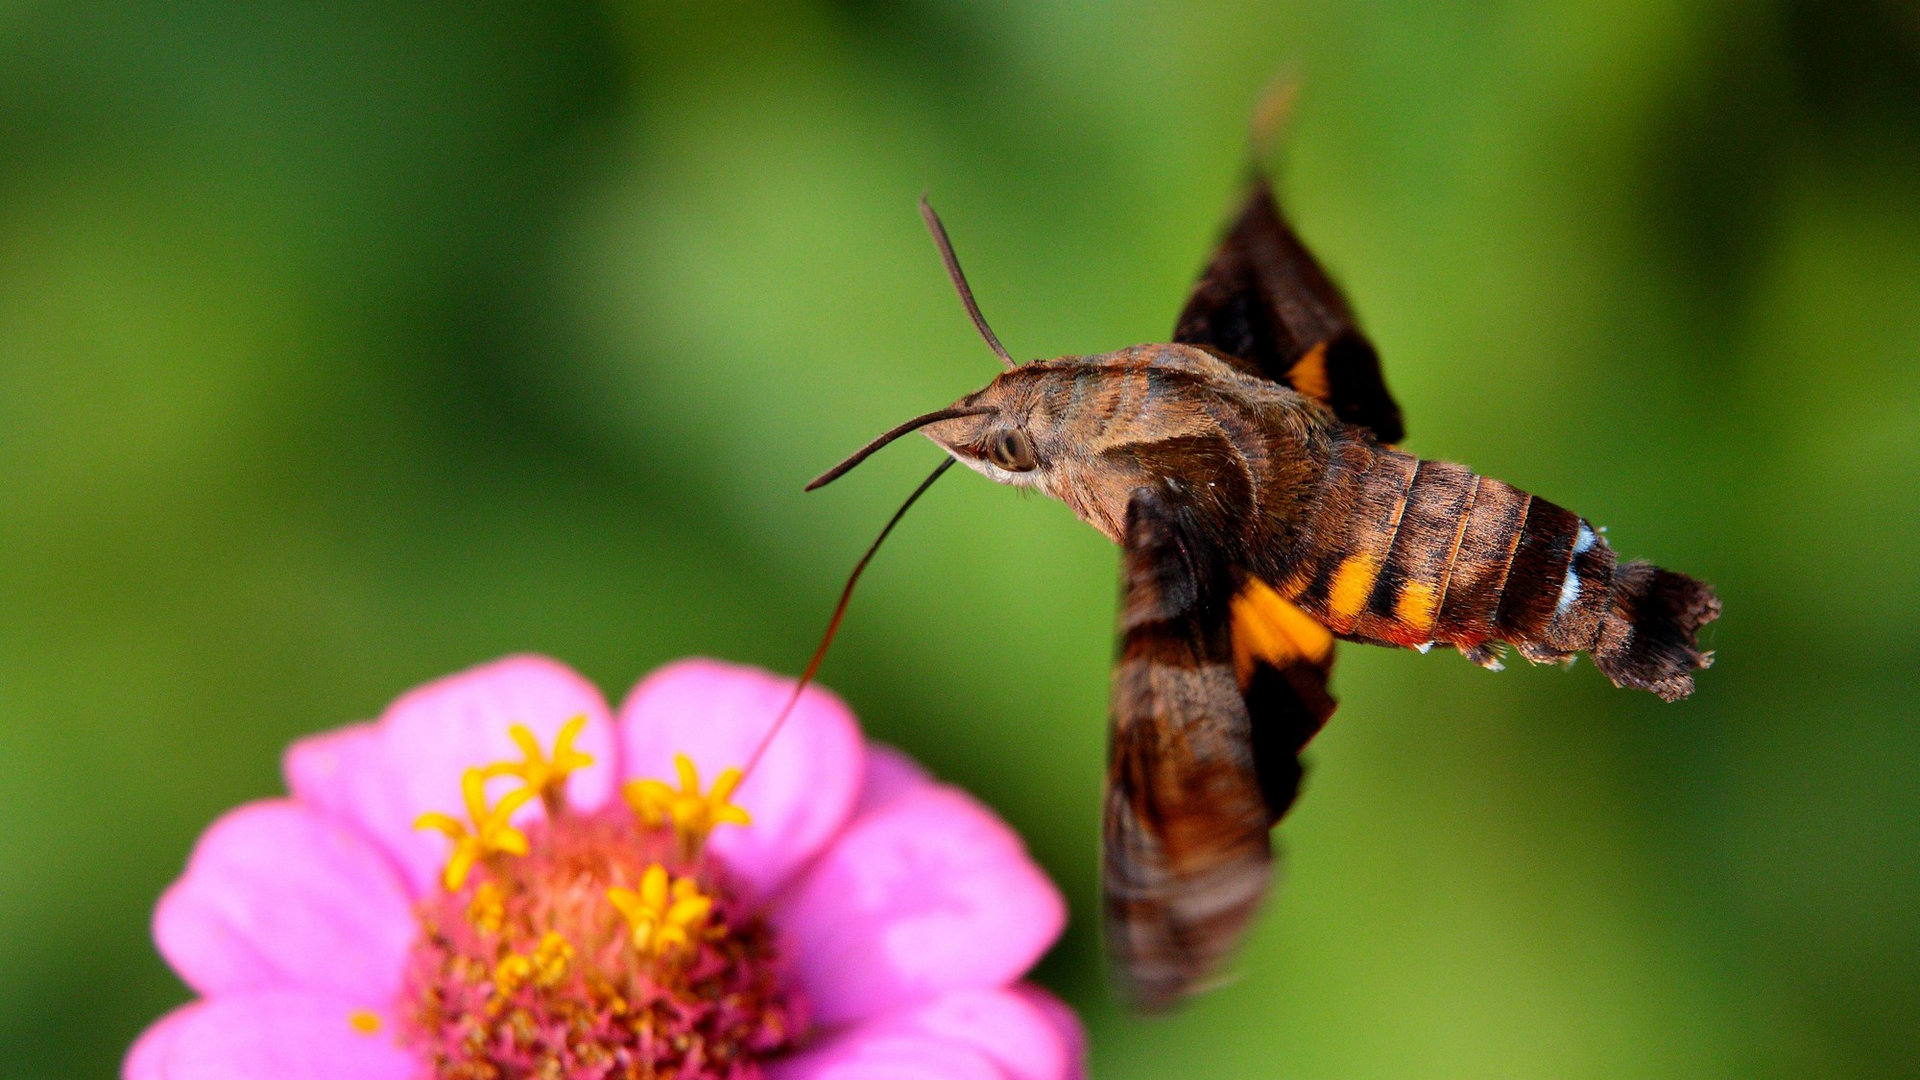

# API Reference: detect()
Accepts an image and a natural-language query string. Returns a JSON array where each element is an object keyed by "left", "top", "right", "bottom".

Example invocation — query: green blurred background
[{"left": 3, "top": 1, "right": 1917, "bottom": 1076}]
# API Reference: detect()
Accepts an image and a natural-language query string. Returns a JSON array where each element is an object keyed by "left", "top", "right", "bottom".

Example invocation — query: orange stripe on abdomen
[
  {"left": 1275, "top": 437, "right": 1416, "bottom": 633},
  {"left": 1314, "top": 447, "right": 1417, "bottom": 635},
  {"left": 1349, "top": 459, "right": 1478, "bottom": 646}
]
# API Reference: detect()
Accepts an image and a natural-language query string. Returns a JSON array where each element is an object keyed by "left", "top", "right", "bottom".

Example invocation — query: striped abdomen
[{"left": 1275, "top": 435, "right": 1717, "bottom": 699}]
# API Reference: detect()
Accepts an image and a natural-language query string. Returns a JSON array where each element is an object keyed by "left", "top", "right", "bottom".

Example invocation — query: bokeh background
[{"left": 4, "top": 1, "right": 1918, "bottom": 1077}]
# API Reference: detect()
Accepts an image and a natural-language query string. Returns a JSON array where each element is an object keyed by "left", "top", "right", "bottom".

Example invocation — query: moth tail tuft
[{"left": 1591, "top": 561, "right": 1721, "bottom": 701}]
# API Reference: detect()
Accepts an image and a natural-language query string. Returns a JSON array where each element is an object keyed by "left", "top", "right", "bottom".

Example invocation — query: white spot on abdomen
[{"left": 1554, "top": 523, "right": 1596, "bottom": 617}]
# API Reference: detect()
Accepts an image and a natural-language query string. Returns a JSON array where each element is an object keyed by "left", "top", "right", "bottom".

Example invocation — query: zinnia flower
[{"left": 127, "top": 656, "right": 1082, "bottom": 1080}]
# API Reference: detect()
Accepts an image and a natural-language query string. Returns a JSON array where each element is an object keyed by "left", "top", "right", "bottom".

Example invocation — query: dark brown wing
[
  {"left": 1174, "top": 174, "right": 1404, "bottom": 443},
  {"left": 1104, "top": 488, "right": 1339, "bottom": 1010}
]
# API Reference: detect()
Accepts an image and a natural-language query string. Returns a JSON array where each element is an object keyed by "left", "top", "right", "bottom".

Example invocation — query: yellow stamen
[
  {"left": 487, "top": 932, "right": 572, "bottom": 1000},
  {"left": 530, "top": 931, "right": 573, "bottom": 988},
  {"left": 348, "top": 1010, "right": 382, "bottom": 1035},
  {"left": 481, "top": 715, "right": 594, "bottom": 811},
  {"left": 623, "top": 753, "right": 751, "bottom": 858},
  {"left": 467, "top": 881, "right": 506, "bottom": 935},
  {"left": 606, "top": 864, "right": 714, "bottom": 960},
  {"left": 414, "top": 768, "right": 535, "bottom": 891},
  {"left": 493, "top": 952, "right": 534, "bottom": 996}
]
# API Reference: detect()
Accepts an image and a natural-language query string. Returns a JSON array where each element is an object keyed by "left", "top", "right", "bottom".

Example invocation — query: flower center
[{"left": 402, "top": 730, "right": 804, "bottom": 1079}]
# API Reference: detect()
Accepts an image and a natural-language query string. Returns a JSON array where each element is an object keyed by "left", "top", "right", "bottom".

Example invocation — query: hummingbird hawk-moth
[{"left": 804, "top": 165, "right": 1720, "bottom": 1011}]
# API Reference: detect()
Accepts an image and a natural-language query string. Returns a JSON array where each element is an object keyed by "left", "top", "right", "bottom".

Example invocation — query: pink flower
[{"left": 129, "top": 656, "right": 1082, "bottom": 1080}]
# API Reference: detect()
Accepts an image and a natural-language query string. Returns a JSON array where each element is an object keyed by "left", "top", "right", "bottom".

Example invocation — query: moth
[{"left": 805, "top": 166, "right": 1720, "bottom": 1010}]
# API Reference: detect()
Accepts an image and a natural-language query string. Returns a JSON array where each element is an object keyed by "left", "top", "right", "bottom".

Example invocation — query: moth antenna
[
  {"left": 919, "top": 196, "right": 1017, "bottom": 370},
  {"left": 742, "top": 458, "right": 956, "bottom": 781},
  {"left": 805, "top": 404, "right": 995, "bottom": 491}
]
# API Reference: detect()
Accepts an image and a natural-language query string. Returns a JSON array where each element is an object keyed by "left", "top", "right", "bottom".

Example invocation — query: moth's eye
[{"left": 986, "top": 429, "right": 1037, "bottom": 472}]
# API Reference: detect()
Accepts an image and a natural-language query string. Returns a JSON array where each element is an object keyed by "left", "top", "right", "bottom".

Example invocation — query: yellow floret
[
  {"left": 467, "top": 881, "right": 506, "bottom": 935},
  {"left": 482, "top": 715, "right": 594, "bottom": 811},
  {"left": 493, "top": 952, "right": 534, "bottom": 996},
  {"left": 622, "top": 753, "right": 751, "bottom": 858},
  {"left": 530, "top": 931, "right": 573, "bottom": 988},
  {"left": 414, "top": 768, "right": 534, "bottom": 891},
  {"left": 606, "top": 864, "right": 714, "bottom": 960}
]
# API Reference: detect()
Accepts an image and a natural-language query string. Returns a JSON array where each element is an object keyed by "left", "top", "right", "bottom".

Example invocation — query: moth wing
[
  {"left": 1173, "top": 174, "right": 1404, "bottom": 443},
  {"left": 1106, "top": 488, "right": 1332, "bottom": 1010}
]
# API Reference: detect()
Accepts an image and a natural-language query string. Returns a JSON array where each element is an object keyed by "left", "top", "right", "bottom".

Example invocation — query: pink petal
[
  {"left": 153, "top": 800, "right": 415, "bottom": 1000},
  {"left": 1007, "top": 985, "right": 1087, "bottom": 1080},
  {"left": 863, "top": 988, "right": 1077, "bottom": 1080},
  {"left": 124, "top": 1001, "right": 200, "bottom": 1080},
  {"left": 617, "top": 659, "right": 863, "bottom": 896},
  {"left": 283, "top": 723, "right": 408, "bottom": 857},
  {"left": 775, "top": 784, "right": 1067, "bottom": 1026},
  {"left": 124, "top": 990, "right": 414, "bottom": 1080},
  {"left": 851, "top": 743, "right": 936, "bottom": 819},
  {"left": 770, "top": 1028, "right": 1006, "bottom": 1080},
  {"left": 304, "top": 655, "right": 617, "bottom": 893}
]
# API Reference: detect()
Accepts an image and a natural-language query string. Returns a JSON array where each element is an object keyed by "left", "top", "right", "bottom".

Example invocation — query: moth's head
[
  {"left": 915, "top": 353, "right": 1235, "bottom": 544},
  {"left": 804, "top": 199, "right": 1154, "bottom": 513},
  {"left": 803, "top": 361, "right": 1074, "bottom": 494},
  {"left": 917, "top": 363, "right": 1064, "bottom": 490}
]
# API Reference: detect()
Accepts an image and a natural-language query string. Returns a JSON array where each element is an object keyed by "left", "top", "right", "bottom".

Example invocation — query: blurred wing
[
  {"left": 1104, "top": 489, "right": 1340, "bottom": 1010},
  {"left": 1173, "top": 174, "right": 1404, "bottom": 443}
]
